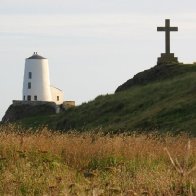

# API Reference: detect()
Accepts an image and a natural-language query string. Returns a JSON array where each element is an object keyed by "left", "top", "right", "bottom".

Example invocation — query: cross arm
[
  {"left": 169, "top": 27, "right": 178, "bottom": 31},
  {"left": 157, "top": 27, "right": 166, "bottom": 31}
]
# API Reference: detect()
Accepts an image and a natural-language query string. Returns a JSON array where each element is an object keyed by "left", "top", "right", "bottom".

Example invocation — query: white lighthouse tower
[{"left": 22, "top": 52, "right": 64, "bottom": 104}]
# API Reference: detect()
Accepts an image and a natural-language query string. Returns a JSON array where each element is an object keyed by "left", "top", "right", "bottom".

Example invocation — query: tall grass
[{"left": 0, "top": 124, "right": 195, "bottom": 195}]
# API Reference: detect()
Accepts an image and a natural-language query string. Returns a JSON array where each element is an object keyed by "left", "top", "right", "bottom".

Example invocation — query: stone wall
[
  {"left": 62, "top": 101, "right": 75, "bottom": 110},
  {"left": 13, "top": 100, "right": 56, "bottom": 107}
]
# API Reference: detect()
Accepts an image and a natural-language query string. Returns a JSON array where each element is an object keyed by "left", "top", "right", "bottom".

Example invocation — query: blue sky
[{"left": 1, "top": 0, "right": 196, "bottom": 119}]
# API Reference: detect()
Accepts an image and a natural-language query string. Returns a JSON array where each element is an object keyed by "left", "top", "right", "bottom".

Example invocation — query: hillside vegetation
[
  {"left": 6, "top": 63, "right": 196, "bottom": 135},
  {"left": 54, "top": 63, "right": 196, "bottom": 135},
  {"left": 0, "top": 125, "right": 195, "bottom": 195}
]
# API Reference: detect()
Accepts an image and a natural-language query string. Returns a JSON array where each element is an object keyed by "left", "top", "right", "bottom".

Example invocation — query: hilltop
[
  {"left": 115, "top": 63, "right": 192, "bottom": 92},
  {"left": 5, "top": 63, "right": 196, "bottom": 136}
]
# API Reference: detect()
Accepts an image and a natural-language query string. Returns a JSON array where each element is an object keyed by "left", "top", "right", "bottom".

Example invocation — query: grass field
[{"left": 0, "top": 125, "right": 195, "bottom": 195}]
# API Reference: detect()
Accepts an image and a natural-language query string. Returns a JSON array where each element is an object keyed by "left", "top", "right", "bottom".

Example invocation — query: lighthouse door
[{"left": 27, "top": 95, "right": 31, "bottom": 101}]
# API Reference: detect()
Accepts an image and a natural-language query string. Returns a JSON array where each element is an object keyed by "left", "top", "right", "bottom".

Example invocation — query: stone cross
[{"left": 157, "top": 19, "right": 178, "bottom": 54}]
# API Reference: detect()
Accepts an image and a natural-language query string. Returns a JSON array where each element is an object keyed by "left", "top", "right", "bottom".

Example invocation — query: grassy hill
[{"left": 11, "top": 63, "right": 196, "bottom": 135}]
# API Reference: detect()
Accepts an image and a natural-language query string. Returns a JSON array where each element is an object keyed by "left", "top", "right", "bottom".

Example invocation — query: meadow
[{"left": 0, "top": 125, "right": 195, "bottom": 195}]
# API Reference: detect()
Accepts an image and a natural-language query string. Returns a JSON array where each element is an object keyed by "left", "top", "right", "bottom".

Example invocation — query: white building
[{"left": 22, "top": 52, "right": 64, "bottom": 105}]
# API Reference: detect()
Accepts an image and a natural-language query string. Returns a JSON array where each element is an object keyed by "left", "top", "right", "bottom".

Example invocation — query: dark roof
[{"left": 27, "top": 52, "right": 46, "bottom": 59}]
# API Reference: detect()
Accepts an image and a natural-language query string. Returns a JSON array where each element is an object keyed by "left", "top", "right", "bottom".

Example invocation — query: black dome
[{"left": 27, "top": 52, "right": 46, "bottom": 59}]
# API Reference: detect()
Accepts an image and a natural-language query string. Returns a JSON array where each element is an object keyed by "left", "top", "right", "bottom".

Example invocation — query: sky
[{"left": 1, "top": 0, "right": 196, "bottom": 119}]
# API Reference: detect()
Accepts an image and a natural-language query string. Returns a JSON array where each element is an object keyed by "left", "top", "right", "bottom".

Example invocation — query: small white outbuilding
[{"left": 22, "top": 52, "right": 64, "bottom": 105}]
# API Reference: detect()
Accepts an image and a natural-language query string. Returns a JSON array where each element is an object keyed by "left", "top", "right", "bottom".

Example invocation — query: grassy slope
[{"left": 19, "top": 64, "right": 196, "bottom": 135}]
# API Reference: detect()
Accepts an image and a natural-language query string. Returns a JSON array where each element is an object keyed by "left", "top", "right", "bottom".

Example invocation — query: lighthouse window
[
  {"left": 34, "top": 96, "right": 37, "bottom": 101},
  {"left": 27, "top": 95, "right": 31, "bottom": 101},
  {"left": 28, "top": 72, "right": 32, "bottom": 79},
  {"left": 57, "top": 96, "right": 59, "bottom": 101},
  {"left": 28, "top": 82, "right": 31, "bottom": 89}
]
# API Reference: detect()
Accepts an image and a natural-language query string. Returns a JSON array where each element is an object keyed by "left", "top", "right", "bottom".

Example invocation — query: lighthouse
[
  {"left": 22, "top": 52, "right": 64, "bottom": 105},
  {"left": 2, "top": 52, "right": 75, "bottom": 122}
]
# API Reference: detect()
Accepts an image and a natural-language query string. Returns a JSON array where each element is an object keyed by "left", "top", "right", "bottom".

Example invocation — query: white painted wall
[
  {"left": 50, "top": 86, "right": 64, "bottom": 105},
  {"left": 22, "top": 54, "right": 52, "bottom": 102}
]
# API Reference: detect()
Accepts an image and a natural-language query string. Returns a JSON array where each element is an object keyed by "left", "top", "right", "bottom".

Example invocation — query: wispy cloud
[
  {"left": 1, "top": 13, "right": 196, "bottom": 42},
  {"left": 1, "top": 0, "right": 196, "bottom": 15}
]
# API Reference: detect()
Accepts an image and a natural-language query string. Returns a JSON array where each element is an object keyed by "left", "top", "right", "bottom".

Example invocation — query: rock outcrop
[{"left": 2, "top": 102, "right": 56, "bottom": 123}]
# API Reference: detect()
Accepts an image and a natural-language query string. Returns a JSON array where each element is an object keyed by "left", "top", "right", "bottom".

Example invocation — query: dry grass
[{"left": 0, "top": 124, "right": 195, "bottom": 195}]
